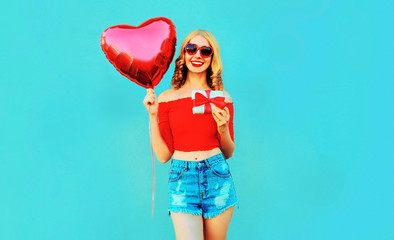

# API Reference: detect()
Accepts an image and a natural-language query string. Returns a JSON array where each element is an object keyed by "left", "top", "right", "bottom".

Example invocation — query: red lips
[{"left": 191, "top": 61, "right": 204, "bottom": 68}]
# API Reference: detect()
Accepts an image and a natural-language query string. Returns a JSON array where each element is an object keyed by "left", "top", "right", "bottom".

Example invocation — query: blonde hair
[{"left": 171, "top": 29, "right": 224, "bottom": 90}]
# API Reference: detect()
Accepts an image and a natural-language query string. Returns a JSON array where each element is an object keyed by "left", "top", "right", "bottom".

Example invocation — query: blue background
[{"left": 1, "top": 0, "right": 393, "bottom": 239}]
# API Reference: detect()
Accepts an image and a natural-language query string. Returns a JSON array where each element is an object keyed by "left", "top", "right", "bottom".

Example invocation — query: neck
[{"left": 184, "top": 71, "right": 210, "bottom": 89}]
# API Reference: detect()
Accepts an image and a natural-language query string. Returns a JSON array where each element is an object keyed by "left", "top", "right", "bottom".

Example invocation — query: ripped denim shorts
[{"left": 168, "top": 153, "right": 239, "bottom": 219}]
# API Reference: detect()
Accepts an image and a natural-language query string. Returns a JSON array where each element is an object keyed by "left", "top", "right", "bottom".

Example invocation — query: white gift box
[{"left": 192, "top": 90, "right": 224, "bottom": 114}]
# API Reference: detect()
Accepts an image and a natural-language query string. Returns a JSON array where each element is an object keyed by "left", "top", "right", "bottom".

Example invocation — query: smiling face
[{"left": 184, "top": 35, "right": 212, "bottom": 74}]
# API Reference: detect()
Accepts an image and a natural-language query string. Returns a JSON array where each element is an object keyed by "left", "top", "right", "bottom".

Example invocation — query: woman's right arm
[{"left": 143, "top": 89, "right": 173, "bottom": 163}]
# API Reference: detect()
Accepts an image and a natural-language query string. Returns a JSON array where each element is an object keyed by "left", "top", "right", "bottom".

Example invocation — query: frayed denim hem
[
  {"left": 203, "top": 201, "right": 239, "bottom": 219},
  {"left": 168, "top": 208, "right": 203, "bottom": 217}
]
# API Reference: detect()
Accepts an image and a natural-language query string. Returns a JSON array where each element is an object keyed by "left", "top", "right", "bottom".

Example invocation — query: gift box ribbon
[{"left": 193, "top": 90, "right": 226, "bottom": 113}]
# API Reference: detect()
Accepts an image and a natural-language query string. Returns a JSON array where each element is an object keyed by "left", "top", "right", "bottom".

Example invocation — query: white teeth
[{"left": 191, "top": 61, "right": 203, "bottom": 65}]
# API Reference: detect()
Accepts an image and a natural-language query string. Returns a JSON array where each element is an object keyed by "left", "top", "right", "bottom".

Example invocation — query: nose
[{"left": 194, "top": 49, "right": 202, "bottom": 58}]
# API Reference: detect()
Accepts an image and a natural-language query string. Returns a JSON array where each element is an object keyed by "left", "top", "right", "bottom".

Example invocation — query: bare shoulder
[
  {"left": 158, "top": 89, "right": 177, "bottom": 103},
  {"left": 223, "top": 90, "right": 233, "bottom": 103}
]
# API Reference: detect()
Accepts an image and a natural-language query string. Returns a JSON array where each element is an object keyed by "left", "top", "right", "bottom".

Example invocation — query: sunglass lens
[
  {"left": 185, "top": 44, "right": 197, "bottom": 54},
  {"left": 201, "top": 46, "right": 213, "bottom": 57}
]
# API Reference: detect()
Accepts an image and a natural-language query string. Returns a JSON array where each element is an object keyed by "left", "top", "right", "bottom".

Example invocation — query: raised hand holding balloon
[{"left": 100, "top": 17, "right": 177, "bottom": 89}]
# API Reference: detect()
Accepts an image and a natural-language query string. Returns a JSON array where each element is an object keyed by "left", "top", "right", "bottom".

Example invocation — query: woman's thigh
[
  {"left": 203, "top": 206, "right": 235, "bottom": 240},
  {"left": 170, "top": 211, "right": 204, "bottom": 240}
]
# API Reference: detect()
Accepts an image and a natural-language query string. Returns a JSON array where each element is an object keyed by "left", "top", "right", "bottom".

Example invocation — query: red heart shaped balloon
[{"left": 100, "top": 17, "right": 177, "bottom": 89}]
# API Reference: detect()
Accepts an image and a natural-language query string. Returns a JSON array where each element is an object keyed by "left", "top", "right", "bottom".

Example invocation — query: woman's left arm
[{"left": 212, "top": 104, "right": 235, "bottom": 159}]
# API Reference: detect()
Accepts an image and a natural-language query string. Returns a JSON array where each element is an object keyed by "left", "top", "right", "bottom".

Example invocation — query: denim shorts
[{"left": 168, "top": 153, "right": 239, "bottom": 219}]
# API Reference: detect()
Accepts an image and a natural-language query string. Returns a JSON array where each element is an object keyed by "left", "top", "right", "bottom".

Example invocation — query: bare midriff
[{"left": 172, "top": 147, "right": 222, "bottom": 161}]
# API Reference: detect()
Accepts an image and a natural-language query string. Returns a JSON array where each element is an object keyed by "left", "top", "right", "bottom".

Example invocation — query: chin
[{"left": 190, "top": 68, "right": 208, "bottom": 73}]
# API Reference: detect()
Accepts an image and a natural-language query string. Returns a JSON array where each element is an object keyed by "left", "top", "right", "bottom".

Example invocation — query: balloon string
[{"left": 149, "top": 119, "right": 155, "bottom": 218}]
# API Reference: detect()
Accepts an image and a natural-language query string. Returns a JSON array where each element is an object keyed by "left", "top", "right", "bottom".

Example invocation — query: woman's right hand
[{"left": 143, "top": 88, "right": 159, "bottom": 116}]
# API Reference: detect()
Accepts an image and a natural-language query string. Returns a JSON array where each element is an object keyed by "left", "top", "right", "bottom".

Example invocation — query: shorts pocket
[
  {"left": 168, "top": 166, "right": 184, "bottom": 182},
  {"left": 211, "top": 160, "right": 231, "bottom": 178}
]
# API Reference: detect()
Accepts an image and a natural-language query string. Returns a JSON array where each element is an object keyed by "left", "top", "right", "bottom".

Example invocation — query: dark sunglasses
[{"left": 184, "top": 43, "right": 214, "bottom": 58}]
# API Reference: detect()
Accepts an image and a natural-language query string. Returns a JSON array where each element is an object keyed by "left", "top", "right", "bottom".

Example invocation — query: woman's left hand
[{"left": 212, "top": 105, "right": 230, "bottom": 134}]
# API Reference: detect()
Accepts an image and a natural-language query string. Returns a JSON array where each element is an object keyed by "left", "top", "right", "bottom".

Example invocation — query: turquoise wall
[{"left": 1, "top": 0, "right": 393, "bottom": 239}]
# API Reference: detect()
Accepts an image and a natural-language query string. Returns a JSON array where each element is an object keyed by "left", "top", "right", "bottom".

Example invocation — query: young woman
[{"left": 143, "top": 29, "right": 238, "bottom": 240}]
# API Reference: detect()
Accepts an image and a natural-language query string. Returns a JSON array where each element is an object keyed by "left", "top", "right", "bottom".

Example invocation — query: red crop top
[{"left": 158, "top": 97, "right": 234, "bottom": 153}]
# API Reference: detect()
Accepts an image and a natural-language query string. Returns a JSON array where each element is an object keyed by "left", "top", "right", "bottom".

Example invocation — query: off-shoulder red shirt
[{"left": 158, "top": 97, "right": 234, "bottom": 154}]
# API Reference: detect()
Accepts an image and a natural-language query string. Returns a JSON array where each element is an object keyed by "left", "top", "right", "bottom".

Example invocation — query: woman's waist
[{"left": 172, "top": 148, "right": 222, "bottom": 161}]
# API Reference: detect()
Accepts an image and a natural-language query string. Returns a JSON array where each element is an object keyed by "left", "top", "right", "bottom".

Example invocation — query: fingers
[
  {"left": 147, "top": 88, "right": 155, "bottom": 94},
  {"left": 212, "top": 106, "right": 229, "bottom": 126},
  {"left": 212, "top": 111, "right": 225, "bottom": 126},
  {"left": 213, "top": 106, "right": 230, "bottom": 119},
  {"left": 146, "top": 89, "right": 155, "bottom": 103},
  {"left": 143, "top": 96, "right": 152, "bottom": 106},
  {"left": 212, "top": 110, "right": 224, "bottom": 125},
  {"left": 224, "top": 107, "right": 230, "bottom": 117},
  {"left": 143, "top": 89, "right": 157, "bottom": 106},
  {"left": 142, "top": 89, "right": 159, "bottom": 116}
]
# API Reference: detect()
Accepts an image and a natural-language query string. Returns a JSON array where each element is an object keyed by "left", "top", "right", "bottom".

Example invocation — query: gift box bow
[{"left": 192, "top": 90, "right": 226, "bottom": 114}]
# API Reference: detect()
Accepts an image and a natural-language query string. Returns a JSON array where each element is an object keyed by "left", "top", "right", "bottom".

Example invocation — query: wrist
[
  {"left": 149, "top": 113, "right": 158, "bottom": 120},
  {"left": 217, "top": 124, "right": 229, "bottom": 135}
]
